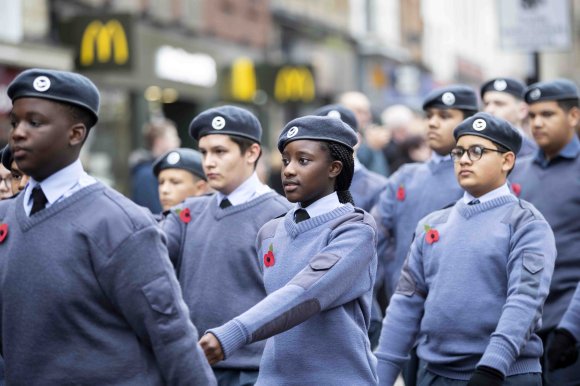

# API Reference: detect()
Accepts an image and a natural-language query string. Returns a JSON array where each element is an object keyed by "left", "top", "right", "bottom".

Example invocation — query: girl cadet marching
[{"left": 199, "top": 115, "right": 379, "bottom": 385}]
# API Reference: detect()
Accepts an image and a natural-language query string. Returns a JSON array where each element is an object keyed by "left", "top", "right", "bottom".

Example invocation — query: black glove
[
  {"left": 547, "top": 328, "right": 578, "bottom": 370},
  {"left": 467, "top": 366, "right": 504, "bottom": 386}
]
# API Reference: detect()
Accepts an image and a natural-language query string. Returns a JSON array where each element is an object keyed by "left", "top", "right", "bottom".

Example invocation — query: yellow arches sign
[
  {"left": 80, "top": 20, "right": 129, "bottom": 67},
  {"left": 274, "top": 66, "right": 315, "bottom": 103}
]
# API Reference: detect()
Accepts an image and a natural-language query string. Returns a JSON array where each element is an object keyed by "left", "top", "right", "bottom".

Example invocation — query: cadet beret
[
  {"left": 153, "top": 148, "right": 206, "bottom": 180},
  {"left": 480, "top": 77, "right": 526, "bottom": 100},
  {"left": 524, "top": 79, "right": 580, "bottom": 104},
  {"left": 278, "top": 115, "right": 358, "bottom": 153},
  {"left": 7, "top": 68, "right": 100, "bottom": 125},
  {"left": 422, "top": 85, "right": 478, "bottom": 112},
  {"left": 188, "top": 105, "right": 262, "bottom": 143},
  {"left": 453, "top": 112, "right": 522, "bottom": 154},
  {"left": 1, "top": 145, "right": 12, "bottom": 171},
  {"left": 312, "top": 104, "right": 358, "bottom": 132}
]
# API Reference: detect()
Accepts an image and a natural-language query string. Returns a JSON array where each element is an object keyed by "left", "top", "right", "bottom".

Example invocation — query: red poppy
[
  {"left": 424, "top": 224, "right": 439, "bottom": 244},
  {"left": 264, "top": 243, "right": 275, "bottom": 267},
  {"left": 179, "top": 208, "right": 191, "bottom": 223},
  {"left": 0, "top": 223, "right": 7, "bottom": 243},
  {"left": 396, "top": 185, "right": 405, "bottom": 201},
  {"left": 512, "top": 183, "right": 521, "bottom": 197}
]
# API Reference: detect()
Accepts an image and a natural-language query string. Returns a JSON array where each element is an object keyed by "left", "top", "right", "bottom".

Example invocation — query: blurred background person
[
  {"left": 1, "top": 145, "right": 28, "bottom": 197},
  {"left": 129, "top": 118, "right": 181, "bottom": 213},
  {"left": 0, "top": 147, "right": 11, "bottom": 199},
  {"left": 153, "top": 148, "right": 211, "bottom": 212},
  {"left": 339, "top": 91, "right": 390, "bottom": 176},
  {"left": 480, "top": 77, "right": 538, "bottom": 157}
]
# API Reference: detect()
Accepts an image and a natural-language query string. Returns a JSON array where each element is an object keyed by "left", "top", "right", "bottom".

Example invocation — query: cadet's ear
[
  {"left": 566, "top": 106, "right": 580, "bottom": 128},
  {"left": 501, "top": 151, "right": 516, "bottom": 173},
  {"left": 328, "top": 160, "right": 343, "bottom": 179},
  {"left": 69, "top": 123, "right": 87, "bottom": 147}
]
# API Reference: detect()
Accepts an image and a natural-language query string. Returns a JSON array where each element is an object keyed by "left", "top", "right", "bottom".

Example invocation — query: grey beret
[
  {"left": 188, "top": 105, "right": 262, "bottom": 143},
  {"left": 480, "top": 77, "right": 526, "bottom": 100},
  {"left": 524, "top": 79, "right": 579, "bottom": 104},
  {"left": 312, "top": 104, "right": 358, "bottom": 132},
  {"left": 7, "top": 68, "right": 100, "bottom": 125},
  {"left": 423, "top": 85, "right": 478, "bottom": 112},
  {"left": 453, "top": 112, "right": 522, "bottom": 154},
  {"left": 278, "top": 115, "right": 358, "bottom": 152},
  {"left": 153, "top": 148, "right": 206, "bottom": 180}
]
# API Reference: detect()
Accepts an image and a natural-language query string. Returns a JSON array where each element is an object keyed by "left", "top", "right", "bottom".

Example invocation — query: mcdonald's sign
[
  {"left": 61, "top": 15, "right": 133, "bottom": 71},
  {"left": 273, "top": 66, "right": 315, "bottom": 103}
]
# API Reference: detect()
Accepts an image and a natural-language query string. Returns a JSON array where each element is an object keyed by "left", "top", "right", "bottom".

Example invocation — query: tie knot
[
  {"left": 468, "top": 199, "right": 480, "bottom": 206},
  {"left": 294, "top": 208, "right": 310, "bottom": 223},
  {"left": 219, "top": 198, "right": 232, "bottom": 209},
  {"left": 31, "top": 186, "right": 48, "bottom": 215}
]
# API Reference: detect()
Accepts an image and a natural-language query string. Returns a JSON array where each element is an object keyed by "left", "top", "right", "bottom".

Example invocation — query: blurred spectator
[
  {"left": 129, "top": 118, "right": 181, "bottom": 213},
  {"left": 339, "top": 91, "right": 390, "bottom": 176},
  {"left": 381, "top": 104, "right": 425, "bottom": 173},
  {"left": 0, "top": 161, "right": 11, "bottom": 199}
]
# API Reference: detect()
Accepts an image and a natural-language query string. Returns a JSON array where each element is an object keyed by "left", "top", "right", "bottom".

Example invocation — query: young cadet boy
[
  {"left": 0, "top": 69, "right": 215, "bottom": 385},
  {"left": 480, "top": 77, "right": 537, "bottom": 157},
  {"left": 509, "top": 79, "right": 580, "bottom": 385},
  {"left": 376, "top": 112, "right": 556, "bottom": 386},
  {"left": 313, "top": 103, "right": 388, "bottom": 348},
  {"left": 162, "top": 105, "right": 291, "bottom": 386},
  {"left": 153, "top": 147, "right": 211, "bottom": 212}
]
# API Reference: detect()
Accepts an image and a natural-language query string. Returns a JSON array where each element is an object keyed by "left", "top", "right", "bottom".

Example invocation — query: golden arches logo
[
  {"left": 231, "top": 57, "right": 257, "bottom": 102},
  {"left": 274, "top": 66, "right": 315, "bottom": 102},
  {"left": 80, "top": 20, "right": 129, "bottom": 66}
]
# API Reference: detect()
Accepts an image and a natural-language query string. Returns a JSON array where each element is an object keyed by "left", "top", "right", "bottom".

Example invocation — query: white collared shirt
[
  {"left": 23, "top": 159, "right": 96, "bottom": 216},
  {"left": 430, "top": 151, "right": 452, "bottom": 164},
  {"left": 216, "top": 172, "right": 272, "bottom": 207},
  {"left": 354, "top": 156, "right": 362, "bottom": 172},
  {"left": 463, "top": 182, "right": 512, "bottom": 205},
  {"left": 297, "top": 191, "right": 344, "bottom": 218}
]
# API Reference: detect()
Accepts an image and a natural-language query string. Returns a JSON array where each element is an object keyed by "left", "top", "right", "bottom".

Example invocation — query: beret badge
[
  {"left": 472, "top": 119, "right": 487, "bottom": 131},
  {"left": 212, "top": 116, "right": 226, "bottom": 130},
  {"left": 287, "top": 126, "right": 299, "bottom": 138},
  {"left": 493, "top": 79, "right": 507, "bottom": 91},
  {"left": 32, "top": 76, "right": 51, "bottom": 92},
  {"left": 529, "top": 88, "right": 542, "bottom": 100},
  {"left": 442, "top": 92, "right": 456, "bottom": 106}
]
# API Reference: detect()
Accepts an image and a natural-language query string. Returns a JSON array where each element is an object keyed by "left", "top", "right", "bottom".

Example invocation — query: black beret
[
  {"left": 453, "top": 112, "right": 522, "bottom": 154},
  {"left": 422, "top": 85, "right": 478, "bottom": 111},
  {"left": 312, "top": 104, "right": 358, "bottom": 132},
  {"left": 278, "top": 115, "right": 357, "bottom": 153},
  {"left": 480, "top": 77, "right": 526, "bottom": 100},
  {"left": 1, "top": 145, "right": 12, "bottom": 171},
  {"left": 188, "top": 105, "right": 262, "bottom": 143},
  {"left": 524, "top": 79, "right": 579, "bottom": 104},
  {"left": 153, "top": 148, "right": 206, "bottom": 180},
  {"left": 7, "top": 68, "right": 100, "bottom": 125}
]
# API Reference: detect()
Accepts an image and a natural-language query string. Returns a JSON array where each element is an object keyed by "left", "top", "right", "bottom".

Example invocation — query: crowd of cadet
[{"left": 0, "top": 68, "right": 578, "bottom": 386}]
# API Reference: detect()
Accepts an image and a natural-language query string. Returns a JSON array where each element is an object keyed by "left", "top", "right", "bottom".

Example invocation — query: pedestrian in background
[
  {"left": 1, "top": 145, "right": 28, "bottom": 196},
  {"left": 376, "top": 112, "right": 556, "bottom": 386},
  {"left": 200, "top": 115, "right": 379, "bottom": 385},
  {"left": 0, "top": 68, "right": 215, "bottom": 385},
  {"left": 510, "top": 79, "right": 580, "bottom": 386},
  {"left": 162, "top": 105, "right": 291, "bottom": 386}
]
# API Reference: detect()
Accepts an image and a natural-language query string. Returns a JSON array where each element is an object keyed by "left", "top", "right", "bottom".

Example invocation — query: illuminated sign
[
  {"left": 155, "top": 45, "right": 217, "bottom": 87},
  {"left": 274, "top": 66, "right": 315, "bottom": 103},
  {"left": 230, "top": 57, "right": 257, "bottom": 102}
]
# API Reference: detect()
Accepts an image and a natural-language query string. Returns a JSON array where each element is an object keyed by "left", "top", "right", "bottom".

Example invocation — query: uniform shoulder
[
  {"left": 328, "top": 206, "right": 377, "bottom": 233},
  {"left": 415, "top": 205, "right": 453, "bottom": 234},
  {"left": 501, "top": 198, "right": 547, "bottom": 232}
]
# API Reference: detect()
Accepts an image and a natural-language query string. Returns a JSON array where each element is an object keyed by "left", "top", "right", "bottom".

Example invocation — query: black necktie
[
  {"left": 468, "top": 199, "right": 480, "bottom": 206},
  {"left": 30, "top": 186, "right": 48, "bottom": 215},
  {"left": 294, "top": 208, "right": 310, "bottom": 223},
  {"left": 219, "top": 198, "right": 232, "bottom": 209}
]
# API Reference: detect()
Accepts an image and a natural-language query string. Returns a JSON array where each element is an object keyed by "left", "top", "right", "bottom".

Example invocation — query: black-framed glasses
[{"left": 450, "top": 145, "right": 506, "bottom": 162}]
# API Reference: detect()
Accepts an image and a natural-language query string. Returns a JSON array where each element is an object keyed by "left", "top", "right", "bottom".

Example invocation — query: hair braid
[{"left": 326, "top": 142, "right": 355, "bottom": 205}]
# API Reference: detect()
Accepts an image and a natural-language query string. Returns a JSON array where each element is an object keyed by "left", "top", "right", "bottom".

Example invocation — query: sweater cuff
[
  {"left": 376, "top": 359, "right": 401, "bottom": 386},
  {"left": 478, "top": 339, "right": 516, "bottom": 376},
  {"left": 206, "top": 320, "right": 249, "bottom": 360}
]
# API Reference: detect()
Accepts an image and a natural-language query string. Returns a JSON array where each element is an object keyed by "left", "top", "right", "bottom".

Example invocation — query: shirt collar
[
  {"left": 354, "top": 156, "right": 362, "bottom": 172},
  {"left": 297, "top": 192, "right": 343, "bottom": 218},
  {"left": 216, "top": 172, "right": 270, "bottom": 206},
  {"left": 535, "top": 135, "right": 580, "bottom": 165},
  {"left": 430, "top": 151, "right": 452, "bottom": 164},
  {"left": 26, "top": 159, "right": 86, "bottom": 206},
  {"left": 463, "top": 182, "right": 512, "bottom": 204}
]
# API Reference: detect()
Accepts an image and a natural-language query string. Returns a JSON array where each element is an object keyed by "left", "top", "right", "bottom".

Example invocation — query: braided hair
[{"left": 322, "top": 141, "right": 355, "bottom": 205}]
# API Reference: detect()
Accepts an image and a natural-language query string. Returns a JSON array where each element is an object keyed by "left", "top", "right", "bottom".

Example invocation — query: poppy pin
[
  {"left": 264, "top": 243, "right": 275, "bottom": 268},
  {"left": 511, "top": 183, "right": 521, "bottom": 197},
  {"left": 424, "top": 224, "right": 439, "bottom": 244},
  {"left": 175, "top": 208, "right": 191, "bottom": 224},
  {"left": 396, "top": 185, "right": 405, "bottom": 201},
  {"left": 0, "top": 223, "right": 7, "bottom": 244}
]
